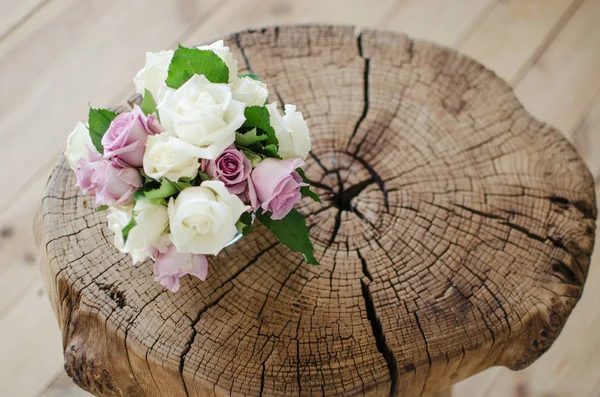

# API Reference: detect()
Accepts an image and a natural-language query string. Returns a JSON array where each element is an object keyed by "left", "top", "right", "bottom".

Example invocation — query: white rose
[
  {"left": 267, "top": 103, "right": 311, "bottom": 160},
  {"left": 168, "top": 181, "right": 249, "bottom": 255},
  {"left": 232, "top": 77, "right": 268, "bottom": 106},
  {"left": 143, "top": 133, "right": 200, "bottom": 182},
  {"left": 197, "top": 40, "right": 239, "bottom": 82},
  {"left": 158, "top": 74, "right": 246, "bottom": 160},
  {"left": 133, "top": 50, "right": 174, "bottom": 101},
  {"left": 107, "top": 200, "right": 170, "bottom": 263},
  {"left": 65, "top": 122, "right": 93, "bottom": 171}
]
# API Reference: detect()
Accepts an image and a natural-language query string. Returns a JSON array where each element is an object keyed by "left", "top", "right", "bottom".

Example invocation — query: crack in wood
[
  {"left": 358, "top": 250, "right": 373, "bottom": 282},
  {"left": 309, "top": 151, "right": 329, "bottom": 173},
  {"left": 235, "top": 32, "right": 253, "bottom": 73},
  {"left": 335, "top": 178, "right": 375, "bottom": 212},
  {"left": 352, "top": 155, "right": 390, "bottom": 212},
  {"left": 179, "top": 243, "right": 278, "bottom": 396},
  {"left": 40, "top": 25, "right": 598, "bottom": 397},
  {"left": 347, "top": 33, "right": 370, "bottom": 147},
  {"left": 413, "top": 312, "right": 432, "bottom": 396},
  {"left": 259, "top": 364, "right": 265, "bottom": 397},
  {"left": 361, "top": 279, "right": 398, "bottom": 397}
]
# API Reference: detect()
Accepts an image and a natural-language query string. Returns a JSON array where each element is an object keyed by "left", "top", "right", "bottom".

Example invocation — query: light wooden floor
[{"left": 0, "top": 0, "right": 599, "bottom": 396}]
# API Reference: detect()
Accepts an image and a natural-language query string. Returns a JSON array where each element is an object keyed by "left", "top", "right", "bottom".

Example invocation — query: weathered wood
[
  {"left": 37, "top": 26, "right": 596, "bottom": 397},
  {"left": 0, "top": 2, "right": 496, "bottom": 394}
]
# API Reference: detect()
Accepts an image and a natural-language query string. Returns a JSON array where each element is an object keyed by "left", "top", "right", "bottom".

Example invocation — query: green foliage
[
  {"left": 166, "top": 45, "right": 229, "bottom": 89},
  {"left": 236, "top": 106, "right": 280, "bottom": 158},
  {"left": 140, "top": 89, "right": 159, "bottom": 118},
  {"left": 256, "top": 209, "right": 319, "bottom": 265},
  {"left": 122, "top": 218, "right": 137, "bottom": 244},
  {"left": 242, "top": 106, "right": 276, "bottom": 138},
  {"left": 170, "top": 179, "right": 192, "bottom": 192},
  {"left": 235, "top": 128, "right": 268, "bottom": 147},
  {"left": 236, "top": 212, "right": 254, "bottom": 236},
  {"left": 295, "top": 168, "right": 323, "bottom": 203},
  {"left": 240, "top": 148, "right": 264, "bottom": 167},
  {"left": 238, "top": 73, "right": 261, "bottom": 81},
  {"left": 134, "top": 178, "right": 178, "bottom": 201},
  {"left": 88, "top": 108, "right": 117, "bottom": 154}
]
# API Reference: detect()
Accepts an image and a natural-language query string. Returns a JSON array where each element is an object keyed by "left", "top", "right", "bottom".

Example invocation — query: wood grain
[
  {"left": 458, "top": 87, "right": 600, "bottom": 397},
  {"left": 4, "top": 3, "right": 500, "bottom": 396},
  {"left": 37, "top": 26, "right": 596, "bottom": 397},
  {"left": 0, "top": 0, "right": 496, "bottom": 360},
  {"left": 0, "top": 1, "right": 598, "bottom": 396}
]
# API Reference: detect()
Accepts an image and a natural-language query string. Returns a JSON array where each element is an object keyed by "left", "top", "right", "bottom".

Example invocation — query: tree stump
[{"left": 37, "top": 26, "right": 597, "bottom": 397}]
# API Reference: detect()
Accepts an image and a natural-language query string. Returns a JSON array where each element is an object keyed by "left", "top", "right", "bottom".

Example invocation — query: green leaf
[
  {"left": 140, "top": 89, "right": 159, "bottom": 118},
  {"left": 236, "top": 212, "right": 254, "bottom": 236},
  {"left": 238, "top": 73, "right": 261, "bottom": 81},
  {"left": 96, "top": 205, "right": 109, "bottom": 212},
  {"left": 138, "top": 168, "right": 153, "bottom": 184},
  {"left": 301, "top": 186, "right": 323, "bottom": 203},
  {"left": 239, "top": 106, "right": 281, "bottom": 158},
  {"left": 256, "top": 209, "right": 319, "bottom": 265},
  {"left": 199, "top": 172, "right": 210, "bottom": 182},
  {"left": 166, "top": 45, "right": 229, "bottom": 89},
  {"left": 122, "top": 218, "right": 137, "bottom": 245},
  {"left": 170, "top": 177, "right": 193, "bottom": 191},
  {"left": 295, "top": 168, "right": 308, "bottom": 182},
  {"left": 296, "top": 168, "right": 323, "bottom": 203},
  {"left": 88, "top": 108, "right": 117, "bottom": 154},
  {"left": 240, "top": 148, "right": 264, "bottom": 167},
  {"left": 134, "top": 178, "right": 178, "bottom": 200},
  {"left": 235, "top": 128, "right": 268, "bottom": 148},
  {"left": 148, "top": 198, "right": 168, "bottom": 207},
  {"left": 262, "top": 144, "right": 279, "bottom": 158},
  {"left": 242, "top": 106, "right": 277, "bottom": 138}
]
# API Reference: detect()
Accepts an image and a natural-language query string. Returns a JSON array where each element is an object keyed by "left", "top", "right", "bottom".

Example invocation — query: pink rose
[
  {"left": 205, "top": 146, "right": 252, "bottom": 196},
  {"left": 93, "top": 161, "right": 142, "bottom": 206},
  {"left": 152, "top": 245, "right": 209, "bottom": 292},
  {"left": 101, "top": 106, "right": 161, "bottom": 167},
  {"left": 75, "top": 148, "right": 102, "bottom": 197},
  {"left": 75, "top": 155, "right": 141, "bottom": 206},
  {"left": 146, "top": 113, "right": 164, "bottom": 134},
  {"left": 249, "top": 158, "right": 307, "bottom": 220}
]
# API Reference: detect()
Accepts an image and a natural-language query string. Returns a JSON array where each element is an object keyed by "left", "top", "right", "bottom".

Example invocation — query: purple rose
[
  {"left": 205, "top": 146, "right": 251, "bottom": 196},
  {"left": 93, "top": 161, "right": 142, "bottom": 206},
  {"left": 75, "top": 156, "right": 141, "bottom": 206},
  {"left": 248, "top": 158, "right": 307, "bottom": 220},
  {"left": 75, "top": 148, "right": 102, "bottom": 197},
  {"left": 101, "top": 105, "right": 161, "bottom": 167},
  {"left": 152, "top": 245, "right": 208, "bottom": 292}
]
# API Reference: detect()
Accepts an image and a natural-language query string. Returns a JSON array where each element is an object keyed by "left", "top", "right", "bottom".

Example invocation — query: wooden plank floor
[{"left": 0, "top": 1, "right": 598, "bottom": 396}]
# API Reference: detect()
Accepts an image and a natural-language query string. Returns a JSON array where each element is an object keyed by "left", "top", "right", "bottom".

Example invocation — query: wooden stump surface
[{"left": 37, "top": 25, "right": 597, "bottom": 397}]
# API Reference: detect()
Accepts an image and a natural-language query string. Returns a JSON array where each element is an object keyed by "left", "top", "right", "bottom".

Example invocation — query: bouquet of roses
[{"left": 64, "top": 40, "right": 321, "bottom": 292}]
